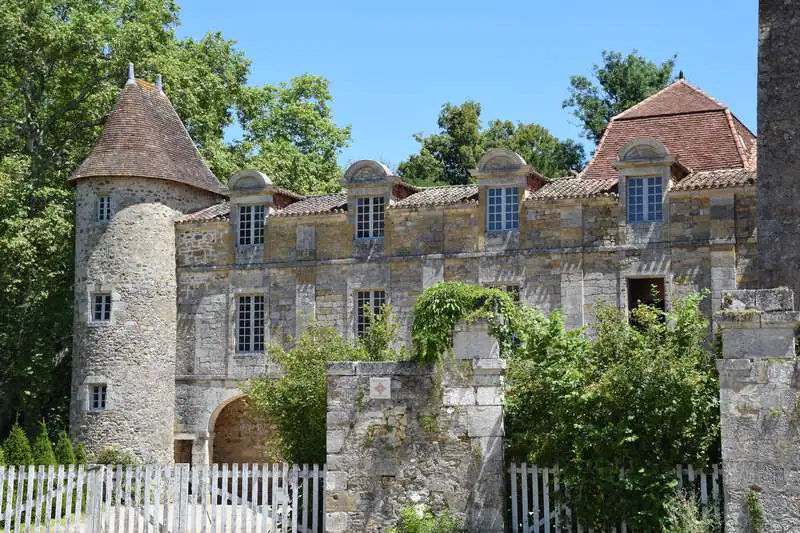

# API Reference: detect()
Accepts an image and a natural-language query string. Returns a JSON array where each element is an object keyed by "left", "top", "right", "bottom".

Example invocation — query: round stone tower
[{"left": 68, "top": 68, "right": 226, "bottom": 462}]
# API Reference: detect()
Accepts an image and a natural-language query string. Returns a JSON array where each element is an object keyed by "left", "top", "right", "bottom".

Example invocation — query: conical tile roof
[{"left": 71, "top": 79, "right": 226, "bottom": 196}]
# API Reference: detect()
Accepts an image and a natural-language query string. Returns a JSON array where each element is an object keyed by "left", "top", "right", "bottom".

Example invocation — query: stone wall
[
  {"left": 325, "top": 322, "right": 505, "bottom": 533},
  {"left": 717, "top": 288, "right": 800, "bottom": 531}
]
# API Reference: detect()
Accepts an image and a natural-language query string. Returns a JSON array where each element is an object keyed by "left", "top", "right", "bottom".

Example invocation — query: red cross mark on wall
[{"left": 374, "top": 382, "right": 386, "bottom": 394}]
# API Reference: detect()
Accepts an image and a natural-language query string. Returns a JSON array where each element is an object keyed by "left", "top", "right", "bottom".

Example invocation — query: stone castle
[{"left": 68, "top": 69, "right": 759, "bottom": 465}]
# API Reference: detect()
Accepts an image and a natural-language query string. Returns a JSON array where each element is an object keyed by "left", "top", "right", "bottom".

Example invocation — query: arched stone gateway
[{"left": 209, "top": 396, "right": 281, "bottom": 464}]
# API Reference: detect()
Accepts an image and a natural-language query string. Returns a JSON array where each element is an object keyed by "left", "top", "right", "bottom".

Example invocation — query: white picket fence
[
  {"left": 509, "top": 463, "right": 723, "bottom": 533},
  {"left": 0, "top": 463, "right": 325, "bottom": 532}
]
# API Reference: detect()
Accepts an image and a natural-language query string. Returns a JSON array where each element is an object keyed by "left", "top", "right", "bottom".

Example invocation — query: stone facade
[
  {"left": 325, "top": 322, "right": 505, "bottom": 533},
  {"left": 717, "top": 288, "right": 800, "bottom": 531},
  {"left": 71, "top": 73, "right": 758, "bottom": 466}
]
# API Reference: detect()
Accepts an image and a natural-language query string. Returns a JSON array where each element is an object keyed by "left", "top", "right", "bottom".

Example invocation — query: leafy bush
[
  {"left": 2, "top": 423, "right": 33, "bottom": 465},
  {"left": 31, "top": 421, "right": 56, "bottom": 465},
  {"left": 504, "top": 291, "right": 719, "bottom": 530},
  {"left": 0, "top": 447, "right": 5, "bottom": 466},
  {"left": 91, "top": 446, "right": 138, "bottom": 466},
  {"left": 411, "top": 282, "right": 520, "bottom": 362},
  {"left": 54, "top": 431, "right": 75, "bottom": 465},
  {"left": 74, "top": 443, "right": 87, "bottom": 465},
  {"left": 247, "top": 318, "right": 401, "bottom": 464},
  {"left": 389, "top": 505, "right": 461, "bottom": 533},
  {"left": 663, "top": 490, "right": 717, "bottom": 533}
]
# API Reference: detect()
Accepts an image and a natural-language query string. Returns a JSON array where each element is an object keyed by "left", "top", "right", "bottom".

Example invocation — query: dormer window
[
  {"left": 626, "top": 176, "right": 663, "bottom": 223},
  {"left": 238, "top": 204, "right": 265, "bottom": 246},
  {"left": 487, "top": 187, "right": 519, "bottom": 231},
  {"left": 356, "top": 196, "right": 385, "bottom": 239}
]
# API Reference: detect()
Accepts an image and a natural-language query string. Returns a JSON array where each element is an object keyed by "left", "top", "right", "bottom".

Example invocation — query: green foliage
[
  {"left": 247, "top": 317, "right": 401, "bottom": 464},
  {"left": 747, "top": 489, "right": 764, "bottom": 533},
  {"left": 0, "top": 447, "right": 5, "bottom": 466},
  {"left": 0, "top": 0, "right": 350, "bottom": 439},
  {"left": 389, "top": 505, "right": 461, "bottom": 533},
  {"left": 410, "top": 282, "right": 521, "bottom": 363},
  {"left": 358, "top": 305, "right": 404, "bottom": 361},
  {"left": 563, "top": 50, "right": 677, "bottom": 144},
  {"left": 397, "top": 101, "right": 584, "bottom": 185},
  {"left": 54, "top": 431, "right": 75, "bottom": 465},
  {"left": 91, "top": 446, "right": 138, "bottom": 466},
  {"left": 504, "top": 291, "right": 719, "bottom": 530},
  {"left": 31, "top": 421, "right": 56, "bottom": 466},
  {"left": 74, "top": 443, "right": 87, "bottom": 465},
  {"left": 2, "top": 423, "right": 32, "bottom": 465},
  {"left": 663, "top": 490, "right": 717, "bottom": 533}
]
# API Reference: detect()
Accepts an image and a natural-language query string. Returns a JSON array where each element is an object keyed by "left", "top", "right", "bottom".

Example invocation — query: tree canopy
[
  {"left": 397, "top": 101, "right": 585, "bottom": 185},
  {"left": 563, "top": 50, "right": 677, "bottom": 144},
  {"left": 0, "top": 0, "right": 350, "bottom": 438}
]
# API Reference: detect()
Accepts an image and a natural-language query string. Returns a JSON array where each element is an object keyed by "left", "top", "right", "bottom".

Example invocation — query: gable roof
[
  {"left": 391, "top": 185, "right": 479, "bottom": 208},
  {"left": 70, "top": 79, "right": 226, "bottom": 196},
  {"left": 581, "top": 80, "right": 755, "bottom": 180}
]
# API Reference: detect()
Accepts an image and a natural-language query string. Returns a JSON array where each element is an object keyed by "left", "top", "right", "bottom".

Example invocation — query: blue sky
[{"left": 176, "top": 0, "right": 756, "bottom": 170}]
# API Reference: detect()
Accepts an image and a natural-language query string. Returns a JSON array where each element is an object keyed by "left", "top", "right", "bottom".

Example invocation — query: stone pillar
[
  {"left": 757, "top": 1, "right": 800, "bottom": 304},
  {"left": 717, "top": 288, "right": 800, "bottom": 532},
  {"left": 191, "top": 433, "right": 210, "bottom": 465},
  {"left": 324, "top": 320, "right": 505, "bottom": 533}
]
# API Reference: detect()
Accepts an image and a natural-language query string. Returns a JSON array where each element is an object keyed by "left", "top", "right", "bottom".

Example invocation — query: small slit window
[
  {"left": 89, "top": 384, "right": 107, "bottom": 411},
  {"left": 92, "top": 293, "right": 111, "bottom": 322},
  {"left": 96, "top": 196, "right": 112, "bottom": 222}
]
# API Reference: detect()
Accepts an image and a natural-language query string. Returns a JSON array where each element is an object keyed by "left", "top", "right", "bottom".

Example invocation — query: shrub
[
  {"left": 74, "top": 442, "right": 87, "bottom": 465},
  {"left": 504, "top": 291, "right": 719, "bottom": 530},
  {"left": 91, "top": 446, "right": 138, "bottom": 466},
  {"left": 663, "top": 490, "right": 717, "bottom": 532},
  {"left": 0, "top": 447, "right": 5, "bottom": 466},
  {"left": 31, "top": 421, "right": 57, "bottom": 466},
  {"left": 2, "top": 423, "right": 33, "bottom": 465},
  {"left": 389, "top": 505, "right": 461, "bottom": 533},
  {"left": 54, "top": 431, "right": 75, "bottom": 465}
]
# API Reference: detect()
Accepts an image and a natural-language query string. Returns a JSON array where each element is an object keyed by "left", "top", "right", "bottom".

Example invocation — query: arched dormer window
[
  {"left": 228, "top": 169, "right": 273, "bottom": 264},
  {"left": 614, "top": 139, "right": 673, "bottom": 225}
]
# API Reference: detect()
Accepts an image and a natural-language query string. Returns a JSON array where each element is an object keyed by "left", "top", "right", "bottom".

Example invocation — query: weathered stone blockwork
[
  {"left": 717, "top": 288, "right": 800, "bottom": 532},
  {"left": 325, "top": 323, "right": 505, "bottom": 533}
]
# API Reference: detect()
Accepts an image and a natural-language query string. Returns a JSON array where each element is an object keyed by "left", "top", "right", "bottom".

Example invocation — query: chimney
[
  {"left": 126, "top": 63, "right": 135, "bottom": 85},
  {"left": 155, "top": 74, "right": 163, "bottom": 92}
]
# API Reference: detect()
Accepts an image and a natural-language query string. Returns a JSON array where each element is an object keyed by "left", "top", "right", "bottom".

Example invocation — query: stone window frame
[
  {"left": 81, "top": 375, "right": 111, "bottom": 413},
  {"left": 86, "top": 285, "right": 116, "bottom": 326},
  {"left": 234, "top": 292, "right": 266, "bottom": 355},
  {"left": 236, "top": 204, "right": 266, "bottom": 247},
  {"left": 355, "top": 288, "right": 387, "bottom": 337},
  {"left": 486, "top": 186, "right": 520, "bottom": 232},
  {"left": 626, "top": 175, "right": 664, "bottom": 224},
  {"left": 622, "top": 273, "right": 672, "bottom": 316},
  {"left": 89, "top": 383, "right": 108, "bottom": 412},
  {"left": 354, "top": 196, "right": 385, "bottom": 240},
  {"left": 95, "top": 194, "right": 113, "bottom": 223}
]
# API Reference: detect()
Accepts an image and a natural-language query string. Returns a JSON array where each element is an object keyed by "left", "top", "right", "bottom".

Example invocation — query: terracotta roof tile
[
  {"left": 672, "top": 168, "right": 756, "bottom": 191},
  {"left": 71, "top": 80, "right": 226, "bottom": 196},
  {"left": 391, "top": 185, "right": 479, "bottom": 208},
  {"left": 178, "top": 201, "right": 231, "bottom": 222},
  {"left": 614, "top": 79, "right": 725, "bottom": 120},
  {"left": 274, "top": 194, "right": 348, "bottom": 217},
  {"left": 528, "top": 178, "right": 618, "bottom": 201}
]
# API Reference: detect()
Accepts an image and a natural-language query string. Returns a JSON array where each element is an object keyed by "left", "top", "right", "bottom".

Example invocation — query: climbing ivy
[{"left": 410, "top": 282, "right": 521, "bottom": 362}]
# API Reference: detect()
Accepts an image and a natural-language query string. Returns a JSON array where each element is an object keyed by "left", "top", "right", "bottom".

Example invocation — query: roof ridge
[
  {"left": 613, "top": 79, "right": 726, "bottom": 121},
  {"left": 615, "top": 107, "right": 729, "bottom": 121}
]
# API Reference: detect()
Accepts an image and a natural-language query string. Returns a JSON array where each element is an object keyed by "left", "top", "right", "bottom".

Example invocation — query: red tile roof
[
  {"left": 179, "top": 202, "right": 231, "bottom": 222},
  {"left": 71, "top": 80, "right": 226, "bottom": 196},
  {"left": 528, "top": 178, "right": 618, "bottom": 201},
  {"left": 391, "top": 185, "right": 479, "bottom": 208},
  {"left": 672, "top": 168, "right": 756, "bottom": 191},
  {"left": 581, "top": 80, "right": 756, "bottom": 181}
]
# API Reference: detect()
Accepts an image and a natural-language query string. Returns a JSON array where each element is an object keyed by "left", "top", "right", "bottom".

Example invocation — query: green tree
[
  {"left": 0, "top": 447, "right": 5, "bottom": 466},
  {"left": 54, "top": 430, "right": 75, "bottom": 465},
  {"left": 2, "top": 423, "right": 33, "bottom": 465},
  {"left": 504, "top": 292, "right": 719, "bottom": 530},
  {"left": 0, "top": 0, "right": 349, "bottom": 438},
  {"left": 563, "top": 50, "right": 677, "bottom": 144},
  {"left": 74, "top": 443, "right": 87, "bottom": 465},
  {"left": 398, "top": 102, "right": 584, "bottom": 185},
  {"left": 236, "top": 74, "right": 351, "bottom": 194},
  {"left": 31, "top": 420, "right": 56, "bottom": 466}
]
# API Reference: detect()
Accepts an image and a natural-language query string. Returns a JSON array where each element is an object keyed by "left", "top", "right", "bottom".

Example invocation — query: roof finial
[
  {"left": 155, "top": 74, "right": 163, "bottom": 92},
  {"left": 678, "top": 69, "right": 684, "bottom": 80},
  {"left": 126, "top": 63, "right": 136, "bottom": 85}
]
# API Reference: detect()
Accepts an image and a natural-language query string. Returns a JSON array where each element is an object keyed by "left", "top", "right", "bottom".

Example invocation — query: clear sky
[{"left": 175, "top": 0, "right": 757, "bottom": 170}]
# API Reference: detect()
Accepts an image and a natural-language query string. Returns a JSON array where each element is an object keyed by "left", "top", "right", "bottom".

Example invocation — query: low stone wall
[
  {"left": 325, "top": 321, "right": 505, "bottom": 533},
  {"left": 717, "top": 288, "right": 800, "bottom": 532}
]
